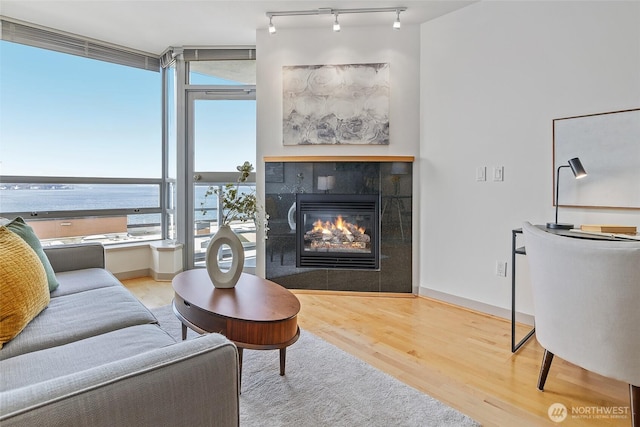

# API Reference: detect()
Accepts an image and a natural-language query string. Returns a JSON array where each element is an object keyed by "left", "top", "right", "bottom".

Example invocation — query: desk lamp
[{"left": 546, "top": 157, "right": 587, "bottom": 230}]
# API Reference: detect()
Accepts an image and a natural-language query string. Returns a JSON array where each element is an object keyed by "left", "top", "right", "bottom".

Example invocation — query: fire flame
[{"left": 312, "top": 215, "right": 365, "bottom": 235}]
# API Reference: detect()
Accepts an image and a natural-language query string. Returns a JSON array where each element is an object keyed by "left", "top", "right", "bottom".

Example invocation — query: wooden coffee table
[{"left": 172, "top": 269, "right": 300, "bottom": 383}]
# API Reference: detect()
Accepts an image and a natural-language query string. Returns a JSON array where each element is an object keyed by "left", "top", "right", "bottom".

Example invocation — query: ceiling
[{"left": 0, "top": 1, "right": 476, "bottom": 55}]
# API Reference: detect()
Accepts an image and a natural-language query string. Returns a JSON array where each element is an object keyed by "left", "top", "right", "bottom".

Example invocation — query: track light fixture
[
  {"left": 393, "top": 9, "right": 401, "bottom": 30},
  {"left": 266, "top": 6, "right": 407, "bottom": 34},
  {"left": 268, "top": 16, "right": 276, "bottom": 34}
]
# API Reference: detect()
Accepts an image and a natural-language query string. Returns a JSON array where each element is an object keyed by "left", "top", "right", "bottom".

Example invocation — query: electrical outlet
[
  {"left": 476, "top": 166, "right": 486, "bottom": 182},
  {"left": 495, "top": 261, "right": 507, "bottom": 277}
]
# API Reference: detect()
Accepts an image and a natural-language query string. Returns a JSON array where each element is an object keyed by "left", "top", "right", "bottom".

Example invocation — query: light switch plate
[
  {"left": 493, "top": 166, "right": 504, "bottom": 182},
  {"left": 496, "top": 261, "right": 507, "bottom": 277},
  {"left": 476, "top": 166, "right": 486, "bottom": 182}
]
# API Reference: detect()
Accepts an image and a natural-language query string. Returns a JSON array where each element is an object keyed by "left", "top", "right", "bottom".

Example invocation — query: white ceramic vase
[{"left": 205, "top": 224, "right": 244, "bottom": 288}]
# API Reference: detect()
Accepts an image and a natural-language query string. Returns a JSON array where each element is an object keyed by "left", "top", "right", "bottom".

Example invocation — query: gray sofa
[{"left": 0, "top": 243, "right": 239, "bottom": 427}]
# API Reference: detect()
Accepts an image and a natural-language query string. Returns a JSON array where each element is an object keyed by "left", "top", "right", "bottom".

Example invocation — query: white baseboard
[
  {"left": 151, "top": 269, "right": 182, "bottom": 282},
  {"left": 419, "top": 286, "right": 534, "bottom": 326},
  {"left": 113, "top": 268, "right": 151, "bottom": 281}
]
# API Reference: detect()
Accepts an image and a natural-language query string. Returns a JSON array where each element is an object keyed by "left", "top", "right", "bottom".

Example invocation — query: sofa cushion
[
  {"left": 0, "top": 324, "right": 176, "bottom": 391},
  {"left": 5, "top": 217, "right": 59, "bottom": 292},
  {"left": 0, "top": 285, "right": 157, "bottom": 360},
  {"left": 0, "top": 332, "right": 238, "bottom": 427},
  {"left": 44, "top": 243, "right": 105, "bottom": 273},
  {"left": 50, "top": 268, "right": 121, "bottom": 298},
  {"left": 0, "top": 227, "right": 50, "bottom": 348}
]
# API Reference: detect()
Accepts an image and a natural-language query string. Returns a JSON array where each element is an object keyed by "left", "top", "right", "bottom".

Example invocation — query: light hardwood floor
[{"left": 123, "top": 277, "right": 631, "bottom": 427}]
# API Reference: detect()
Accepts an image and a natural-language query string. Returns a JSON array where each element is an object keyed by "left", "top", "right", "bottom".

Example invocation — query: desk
[{"left": 510, "top": 225, "right": 635, "bottom": 352}]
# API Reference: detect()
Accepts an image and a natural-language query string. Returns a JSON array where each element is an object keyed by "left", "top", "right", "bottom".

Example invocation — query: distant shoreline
[{"left": 0, "top": 184, "right": 74, "bottom": 190}]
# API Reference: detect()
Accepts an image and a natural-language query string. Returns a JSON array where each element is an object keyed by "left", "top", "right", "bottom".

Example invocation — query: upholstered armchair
[{"left": 522, "top": 222, "right": 639, "bottom": 427}]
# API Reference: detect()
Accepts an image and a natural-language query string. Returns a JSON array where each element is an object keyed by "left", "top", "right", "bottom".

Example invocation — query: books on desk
[
  {"left": 580, "top": 224, "right": 637, "bottom": 234},
  {"left": 570, "top": 225, "right": 640, "bottom": 241}
]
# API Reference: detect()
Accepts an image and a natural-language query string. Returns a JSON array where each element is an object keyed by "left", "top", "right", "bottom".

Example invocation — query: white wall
[
  {"left": 106, "top": 242, "right": 183, "bottom": 281},
  {"left": 420, "top": 1, "right": 640, "bottom": 317},
  {"left": 106, "top": 245, "right": 151, "bottom": 279},
  {"left": 255, "top": 24, "right": 421, "bottom": 279}
]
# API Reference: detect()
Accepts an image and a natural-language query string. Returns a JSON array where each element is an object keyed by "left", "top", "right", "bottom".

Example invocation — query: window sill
[{"left": 105, "top": 239, "right": 178, "bottom": 252}]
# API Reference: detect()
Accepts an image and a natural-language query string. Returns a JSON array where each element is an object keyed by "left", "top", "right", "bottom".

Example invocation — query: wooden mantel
[{"left": 263, "top": 155, "right": 415, "bottom": 163}]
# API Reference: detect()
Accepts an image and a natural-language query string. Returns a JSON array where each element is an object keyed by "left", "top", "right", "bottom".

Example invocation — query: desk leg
[
  {"left": 279, "top": 348, "right": 286, "bottom": 376},
  {"left": 511, "top": 229, "right": 535, "bottom": 352}
]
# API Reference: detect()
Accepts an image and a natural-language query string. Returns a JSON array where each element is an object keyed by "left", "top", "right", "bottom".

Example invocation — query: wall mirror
[{"left": 553, "top": 108, "right": 640, "bottom": 210}]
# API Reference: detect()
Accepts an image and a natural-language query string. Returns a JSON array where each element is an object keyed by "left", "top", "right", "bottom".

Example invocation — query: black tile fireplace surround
[{"left": 265, "top": 160, "right": 412, "bottom": 293}]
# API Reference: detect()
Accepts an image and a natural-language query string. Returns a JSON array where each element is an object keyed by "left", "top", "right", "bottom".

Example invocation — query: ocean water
[{"left": 0, "top": 184, "right": 220, "bottom": 224}]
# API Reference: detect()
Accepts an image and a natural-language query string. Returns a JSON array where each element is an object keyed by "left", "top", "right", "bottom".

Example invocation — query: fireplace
[
  {"left": 265, "top": 158, "right": 412, "bottom": 293},
  {"left": 296, "top": 193, "right": 380, "bottom": 270}
]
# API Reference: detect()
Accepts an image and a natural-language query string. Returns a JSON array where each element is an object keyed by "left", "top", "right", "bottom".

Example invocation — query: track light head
[
  {"left": 393, "top": 10, "right": 401, "bottom": 30},
  {"left": 333, "top": 14, "right": 340, "bottom": 32},
  {"left": 268, "top": 16, "right": 276, "bottom": 34}
]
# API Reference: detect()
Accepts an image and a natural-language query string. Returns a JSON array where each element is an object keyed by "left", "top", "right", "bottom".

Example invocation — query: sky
[{"left": 0, "top": 40, "right": 256, "bottom": 179}]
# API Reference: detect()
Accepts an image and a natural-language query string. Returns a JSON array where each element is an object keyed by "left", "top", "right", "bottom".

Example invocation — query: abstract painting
[{"left": 283, "top": 63, "right": 389, "bottom": 145}]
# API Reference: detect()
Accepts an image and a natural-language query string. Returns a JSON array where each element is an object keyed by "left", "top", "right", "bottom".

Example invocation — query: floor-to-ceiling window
[
  {"left": 0, "top": 20, "right": 163, "bottom": 245},
  {"left": 162, "top": 49, "right": 257, "bottom": 269},
  {"left": 1, "top": 21, "right": 258, "bottom": 272}
]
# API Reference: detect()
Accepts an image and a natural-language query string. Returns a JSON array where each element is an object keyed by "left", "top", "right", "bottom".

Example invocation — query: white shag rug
[{"left": 151, "top": 304, "right": 480, "bottom": 427}]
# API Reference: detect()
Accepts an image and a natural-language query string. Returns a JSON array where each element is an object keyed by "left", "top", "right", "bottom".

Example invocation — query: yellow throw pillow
[{"left": 0, "top": 226, "right": 50, "bottom": 348}]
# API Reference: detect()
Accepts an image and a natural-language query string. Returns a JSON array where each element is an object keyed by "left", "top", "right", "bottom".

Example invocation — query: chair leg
[
  {"left": 631, "top": 384, "right": 638, "bottom": 427},
  {"left": 537, "top": 349, "right": 554, "bottom": 391}
]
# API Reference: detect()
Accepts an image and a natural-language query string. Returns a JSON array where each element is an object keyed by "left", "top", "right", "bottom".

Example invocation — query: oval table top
[{"left": 172, "top": 269, "right": 300, "bottom": 322}]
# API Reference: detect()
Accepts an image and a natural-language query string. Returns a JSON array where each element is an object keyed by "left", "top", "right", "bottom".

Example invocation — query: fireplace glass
[{"left": 296, "top": 194, "right": 379, "bottom": 270}]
